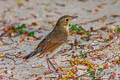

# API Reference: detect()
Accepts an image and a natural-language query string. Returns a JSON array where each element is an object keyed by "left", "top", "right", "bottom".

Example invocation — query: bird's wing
[
  {"left": 24, "top": 31, "right": 67, "bottom": 59},
  {"left": 36, "top": 38, "right": 65, "bottom": 54},
  {"left": 23, "top": 38, "right": 63, "bottom": 59},
  {"left": 36, "top": 31, "right": 67, "bottom": 53}
]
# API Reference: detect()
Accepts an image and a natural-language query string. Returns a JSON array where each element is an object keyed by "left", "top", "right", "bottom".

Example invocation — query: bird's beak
[{"left": 71, "top": 16, "right": 78, "bottom": 19}]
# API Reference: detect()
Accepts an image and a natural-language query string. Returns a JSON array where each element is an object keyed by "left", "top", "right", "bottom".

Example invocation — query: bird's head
[{"left": 56, "top": 15, "right": 77, "bottom": 30}]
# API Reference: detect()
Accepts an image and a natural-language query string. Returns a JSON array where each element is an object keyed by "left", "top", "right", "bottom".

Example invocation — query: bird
[
  {"left": 24, "top": 15, "right": 77, "bottom": 59},
  {"left": 24, "top": 15, "right": 77, "bottom": 72}
]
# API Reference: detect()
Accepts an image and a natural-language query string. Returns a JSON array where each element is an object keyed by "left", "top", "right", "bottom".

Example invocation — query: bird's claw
[{"left": 44, "top": 69, "right": 54, "bottom": 75}]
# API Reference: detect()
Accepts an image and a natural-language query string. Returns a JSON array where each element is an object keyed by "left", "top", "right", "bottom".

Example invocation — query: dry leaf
[
  {"left": 17, "top": 42, "right": 24, "bottom": 45},
  {"left": 12, "top": 13, "right": 17, "bottom": 18},
  {"left": 31, "top": 14, "right": 37, "bottom": 18},
  {"left": 93, "top": 51, "right": 98, "bottom": 55},
  {"left": 0, "top": 70, "right": 5, "bottom": 73},
  {"left": 44, "top": 71, "right": 53, "bottom": 75},
  {"left": 61, "top": 77, "right": 68, "bottom": 80},
  {"left": 32, "top": 65, "right": 45, "bottom": 68},
  {"left": 78, "top": 0, "right": 88, "bottom": 2},
  {"left": 56, "top": 3, "right": 65, "bottom": 7},
  {"left": 28, "top": 37, "right": 36, "bottom": 41},
  {"left": 69, "top": 60, "right": 95, "bottom": 70},
  {"left": 21, "top": 34, "right": 26, "bottom": 40},
  {"left": 92, "top": 9, "right": 98, "bottom": 15},
  {"left": 25, "top": 0, "right": 29, "bottom": 2},
  {"left": 103, "top": 64, "right": 109, "bottom": 69},
  {"left": 36, "top": 77, "right": 42, "bottom": 80},
  {"left": 40, "top": 21, "right": 45, "bottom": 26},
  {"left": 0, "top": 75, "right": 3, "bottom": 79},
  {"left": 0, "top": 53, "right": 5, "bottom": 57},
  {"left": 48, "top": 21, "right": 55, "bottom": 26},
  {"left": 11, "top": 66, "right": 15, "bottom": 70},
  {"left": 97, "top": 3, "right": 106, "bottom": 8},
  {"left": 2, "top": 27, "right": 8, "bottom": 31},
  {"left": 112, "top": 14, "right": 120, "bottom": 18},
  {"left": 0, "top": 42, "right": 4, "bottom": 46},
  {"left": 112, "top": 72, "right": 116, "bottom": 77},
  {"left": 29, "top": 22, "right": 38, "bottom": 26},
  {"left": 66, "top": 70, "right": 74, "bottom": 78},
  {"left": 98, "top": 16, "right": 106, "bottom": 23},
  {"left": 44, "top": 8, "right": 52, "bottom": 13},
  {"left": 31, "top": 74, "right": 37, "bottom": 78},
  {"left": 109, "top": 35, "right": 113, "bottom": 40},
  {"left": 17, "top": 3, "right": 24, "bottom": 7}
]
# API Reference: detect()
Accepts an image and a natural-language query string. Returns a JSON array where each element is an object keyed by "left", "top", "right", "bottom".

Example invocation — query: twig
[
  {"left": 77, "top": 72, "right": 89, "bottom": 78},
  {"left": 2, "top": 56, "right": 16, "bottom": 62},
  {"left": 78, "top": 16, "right": 107, "bottom": 25},
  {"left": 0, "top": 47, "right": 18, "bottom": 53},
  {"left": 0, "top": 31, "right": 8, "bottom": 37},
  {"left": 88, "top": 41, "right": 113, "bottom": 54}
]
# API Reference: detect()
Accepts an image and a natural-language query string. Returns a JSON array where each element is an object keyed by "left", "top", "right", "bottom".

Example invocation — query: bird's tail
[{"left": 24, "top": 50, "right": 38, "bottom": 59}]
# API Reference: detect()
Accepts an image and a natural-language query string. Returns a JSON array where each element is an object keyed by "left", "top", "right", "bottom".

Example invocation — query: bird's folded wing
[{"left": 36, "top": 38, "right": 64, "bottom": 54}]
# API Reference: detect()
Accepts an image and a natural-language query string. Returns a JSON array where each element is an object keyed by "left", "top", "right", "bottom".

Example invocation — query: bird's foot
[{"left": 44, "top": 69, "right": 54, "bottom": 75}]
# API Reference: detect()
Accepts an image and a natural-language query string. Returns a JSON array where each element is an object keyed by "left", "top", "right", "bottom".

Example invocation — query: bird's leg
[
  {"left": 46, "top": 56, "right": 50, "bottom": 70},
  {"left": 46, "top": 55, "right": 54, "bottom": 73},
  {"left": 48, "top": 58, "right": 57, "bottom": 71},
  {"left": 48, "top": 58, "right": 64, "bottom": 78}
]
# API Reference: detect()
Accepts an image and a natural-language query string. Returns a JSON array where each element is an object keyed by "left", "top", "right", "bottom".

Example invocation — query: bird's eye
[{"left": 66, "top": 19, "right": 69, "bottom": 21}]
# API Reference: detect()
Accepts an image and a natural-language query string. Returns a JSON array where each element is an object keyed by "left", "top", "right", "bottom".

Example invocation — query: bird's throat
[{"left": 64, "top": 25, "right": 69, "bottom": 35}]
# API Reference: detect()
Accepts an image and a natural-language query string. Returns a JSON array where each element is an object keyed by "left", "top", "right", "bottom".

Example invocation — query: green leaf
[
  {"left": 70, "top": 24, "right": 78, "bottom": 31},
  {"left": 10, "top": 29, "right": 14, "bottom": 32},
  {"left": 16, "top": 24, "right": 26, "bottom": 31},
  {"left": 69, "top": 24, "right": 90, "bottom": 35},
  {"left": 87, "top": 69, "right": 91, "bottom": 73},
  {"left": 79, "top": 26, "right": 85, "bottom": 31},
  {"left": 117, "top": 28, "right": 120, "bottom": 33},
  {"left": 105, "top": 38, "right": 110, "bottom": 42},
  {"left": 71, "top": 68, "right": 74, "bottom": 71},
  {"left": 74, "top": 56, "right": 78, "bottom": 58},
  {"left": 90, "top": 71, "right": 94, "bottom": 75},
  {"left": 20, "top": 24, "right": 26, "bottom": 29},
  {"left": 10, "top": 28, "right": 16, "bottom": 32},
  {"left": 28, "top": 32, "right": 35, "bottom": 37},
  {"left": 87, "top": 69, "right": 94, "bottom": 75},
  {"left": 75, "top": 74, "right": 78, "bottom": 76},
  {"left": 98, "top": 68, "right": 103, "bottom": 72},
  {"left": 84, "top": 31, "right": 90, "bottom": 35},
  {"left": 91, "top": 77, "right": 96, "bottom": 80},
  {"left": 81, "top": 36, "right": 86, "bottom": 40},
  {"left": 80, "top": 51, "right": 88, "bottom": 57},
  {"left": 74, "top": 40, "right": 78, "bottom": 46},
  {"left": 19, "top": 30, "right": 24, "bottom": 34},
  {"left": 15, "top": 0, "right": 23, "bottom": 2},
  {"left": 79, "top": 26, "right": 90, "bottom": 35},
  {"left": 80, "top": 51, "right": 83, "bottom": 56},
  {"left": 16, "top": 26, "right": 21, "bottom": 30},
  {"left": 14, "top": 27, "right": 17, "bottom": 31},
  {"left": 83, "top": 52, "right": 88, "bottom": 57}
]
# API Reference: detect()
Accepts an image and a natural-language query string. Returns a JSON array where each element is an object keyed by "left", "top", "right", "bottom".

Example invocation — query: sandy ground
[{"left": 0, "top": 0, "right": 120, "bottom": 80}]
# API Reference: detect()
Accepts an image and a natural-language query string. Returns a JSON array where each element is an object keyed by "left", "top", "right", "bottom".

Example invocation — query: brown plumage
[{"left": 24, "top": 15, "right": 77, "bottom": 59}]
